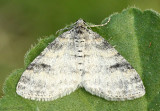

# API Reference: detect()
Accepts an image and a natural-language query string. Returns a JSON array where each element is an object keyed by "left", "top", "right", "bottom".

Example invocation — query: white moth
[{"left": 16, "top": 18, "right": 145, "bottom": 101}]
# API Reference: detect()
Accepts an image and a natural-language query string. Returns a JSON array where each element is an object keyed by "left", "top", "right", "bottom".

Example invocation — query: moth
[{"left": 16, "top": 18, "right": 145, "bottom": 101}]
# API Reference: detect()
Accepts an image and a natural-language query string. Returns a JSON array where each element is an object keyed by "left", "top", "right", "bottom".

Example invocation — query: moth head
[{"left": 76, "top": 18, "right": 86, "bottom": 27}]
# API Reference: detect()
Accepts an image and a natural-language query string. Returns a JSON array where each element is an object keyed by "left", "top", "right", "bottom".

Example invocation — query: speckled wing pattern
[
  {"left": 82, "top": 30, "right": 145, "bottom": 101},
  {"left": 16, "top": 19, "right": 145, "bottom": 101},
  {"left": 16, "top": 31, "right": 81, "bottom": 101}
]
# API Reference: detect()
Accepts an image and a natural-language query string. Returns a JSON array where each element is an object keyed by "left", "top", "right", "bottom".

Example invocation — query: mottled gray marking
[
  {"left": 35, "top": 90, "right": 41, "bottom": 95},
  {"left": 115, "top": 53, "right": 120, "bottom": 57},
  {"left": 93, "top": 33, "right": 101, "bottom": 39},
  {"left": 84, "top": 55, "right": 90, "bottom": 58},
  {"left": 67, "top": 42, "right": 75, "bottom": 50},
  {"left": 77, "top": 56, "right": 83, "bottom": 57},
  {"left": 78, "top": 50, "right": 82, "bottom": 52},
  {"left": 35, "top": 80, "right": 45, "bottom": 89},
  {"left": 117, "top": 79, "right": 123, "bottom": 89},
  {"left": 27, "top": 63, "right": 36, "bottom": 70},
  {"left": 75, "top": 40, "right": 78, "bottom": 42},
  {"left": 36, "top": 52, "right": 45, "bottom": 60},
  {"left": 136, "top": 84, "right": 145, "bottom": 90},
  {"left": 27, "top": 63, "right": 51, "bottom": 72},
  {"left": 20, "top": 76, "right": 31, "bottom": 83},
  {"left": 122, "top": 90, "right": 128, "bottom": 95},
  {"left": 41, "top": 63, "right": 50, "bottom": 69},
  {"left": 95, "top": 40, "right": 112, "bottom": 50},
  {"left": 110, "top": 62, "right": 133, "bottom": 70},
  {"left": 17, "top": 84, "right": 25, "bottom": 90},
  {"left": 130, "top": 75, "right": 141, "bottom": 83},
  {"left": 75, "top": 26, "right": 87, "bottom": 34},
  {"left": 80, "top": 41, "right": 84, "bottom": 43},
  {"left": 47, "top": 40, "right": 63, "bottom": 50},
  {"left": 123, "top": 81, "right": 129, "bottom": 90}
]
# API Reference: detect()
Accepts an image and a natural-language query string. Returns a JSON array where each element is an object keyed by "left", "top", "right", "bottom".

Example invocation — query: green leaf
[{"left": 1, "top": 7, "right": 160, "bottom": 111}]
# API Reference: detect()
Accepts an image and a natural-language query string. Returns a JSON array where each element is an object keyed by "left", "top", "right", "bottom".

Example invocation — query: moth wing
[
  {"left": 82, "top": 33, "right": 145, "bottom": 101},
  {"left": 16, "top": 31, "right": 81, "bottom": 101}
]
